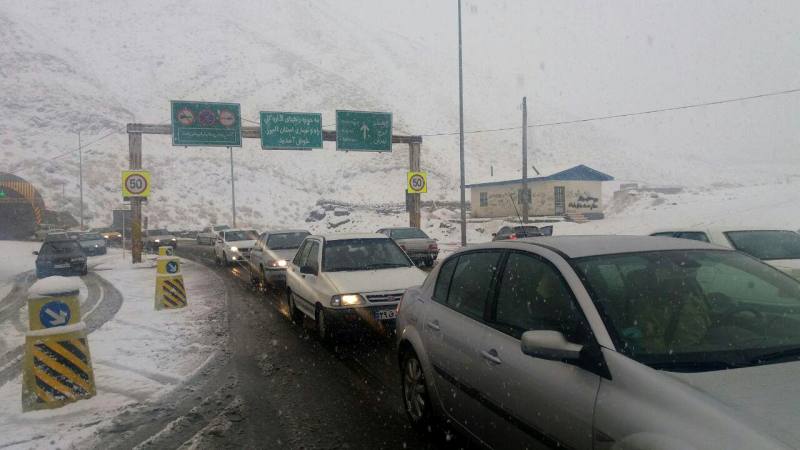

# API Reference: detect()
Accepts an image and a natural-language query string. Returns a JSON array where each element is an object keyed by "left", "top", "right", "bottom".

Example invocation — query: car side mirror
[
  {"left": 32, "top": 251, "right": 39, "bottom": 255},
  {"left": 300, "top": 265, "right": 317, "bottom": 275},
  {"left": 521, "top": 330, "right": 583, "bottom": 361}
]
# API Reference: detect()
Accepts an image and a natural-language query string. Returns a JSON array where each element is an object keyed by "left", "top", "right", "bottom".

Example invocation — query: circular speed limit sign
[
  {"left": 125, "top": 174, "right": 147, "bottom": 195},
  {"left": 407, "top": 171, "right": 428, "bottom": 194},
  {"left": 122, "top": 170, "right": 151, "bottom": 198}
]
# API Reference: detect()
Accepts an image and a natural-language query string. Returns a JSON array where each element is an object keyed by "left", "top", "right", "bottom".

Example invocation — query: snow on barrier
[
  {"left": 22, "top": 277, "right": 96, "bottom": 411},
  {"left": 155, "top": 246, "right": 187, "bottom": 310}
]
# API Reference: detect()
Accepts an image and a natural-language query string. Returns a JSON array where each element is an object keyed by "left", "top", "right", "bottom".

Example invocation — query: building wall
[{"left": 470, "top": 180, "right": 604, "bottom": 218}]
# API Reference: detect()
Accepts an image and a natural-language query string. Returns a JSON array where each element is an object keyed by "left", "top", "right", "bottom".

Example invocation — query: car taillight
[
  {"left": 428, "top": 243, "right": 438, "bottom": 250},
  {"left": 509, "top": 233, "right": 517, "bottom": 240}
]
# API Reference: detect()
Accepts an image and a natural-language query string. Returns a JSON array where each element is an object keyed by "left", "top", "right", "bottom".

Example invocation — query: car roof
[
  {"left": 224, "top": 228, "right": 258, "bottom": 233},
  {"left": 262, "top": 229, "right": 309, "bottom": 235},
  {"left": 311, "top": 233, "right": 390, "bottom": 241},
  {"left": 379, "top": 227, "right": 418, "bottom": 231},
  {"left": 466, "top": 235, "right": 727, "bottom": 259},
  {"left": 652, "top": 226, "right": 796, "bottom": 233}
]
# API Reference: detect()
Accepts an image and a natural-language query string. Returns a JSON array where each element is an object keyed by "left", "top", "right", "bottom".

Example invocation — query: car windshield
[
  {"left": 79, "top": 233, "right": 102, "bottom": 241},
  {"left": 574, "top": 249, "right": 800, "bottom": 372},
  {"left": 513, "top": 226, "right": 545, "bottom": 237},
  {"left": 147, "top": 229, "right": 169, "bottom": 236},
  {"left": 724, "top": 230, "right": 800, "bottom": 260},
  {"left": 267, "top": 232, "right": 309, "bottom": 249},
  {"left": 41, "top": 240, "right": 81, "bottom": 255},
  {"left": 323, "top": 238, "right": 412, "bottom": 272},
  {"left": 225, "top": 230, "right": 259, "bottom": 241},
  {"left": 215, "top": 225, "right": 230, "bottom": 231},
  {"left": 390, "top": 228, "right": 429, "bottom": 239}
]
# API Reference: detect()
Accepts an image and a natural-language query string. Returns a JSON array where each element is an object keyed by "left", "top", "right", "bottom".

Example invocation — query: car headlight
[
  {"left": 94, "top": 244, "right": 99, "bottom": 247},
  {"left": 330, "top": 294, "right": 364, "bottom": 307},
  {"left": 103, "top": 235, "right": 109, "bottom": 239},
  {"left": 269, "top": 259, "right": 288, "bottom": 268},
  {"left": 154, "top": 239, "right": 160, "bottom": 243},
  {"left": 171, "top": 238, "right": 177, "bottom": 241},
  {"left": 230, "top": 246, "right": 238, "bottom": 252}
]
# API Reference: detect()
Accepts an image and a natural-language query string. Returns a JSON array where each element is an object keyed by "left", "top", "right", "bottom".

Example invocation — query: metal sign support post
[
  {"left": 408, "top": 140, "right": 422, "bottom": 228},
  {"left": 522, "top": 96, "right": 529, "bottom": 222},
  {"left": 229, "top": 147, "right": 236, "bottom": 228},
  {"left": 128, "top": 130, "right": 143, "bottom": 263},
  {"left": 457, "top": 0, "right": 467, "bottom": 246}
]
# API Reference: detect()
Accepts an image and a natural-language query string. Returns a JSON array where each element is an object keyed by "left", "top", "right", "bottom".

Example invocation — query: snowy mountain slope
[{"left": 1, "top": 0, "right": 798, "bottom": 229}]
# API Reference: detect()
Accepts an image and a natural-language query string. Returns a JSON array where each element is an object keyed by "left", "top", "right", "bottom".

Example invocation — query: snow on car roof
[{"left": 315, "top": 233, "right": 389, "bottom": 241}]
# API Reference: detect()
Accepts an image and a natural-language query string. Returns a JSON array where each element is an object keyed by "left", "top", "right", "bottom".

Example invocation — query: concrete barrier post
[
  {"left": 155, "top": 253, "right": 187, "bottom": 310},
  {"left": 22, "top": 277, "right": 96, "bottom": 411}
]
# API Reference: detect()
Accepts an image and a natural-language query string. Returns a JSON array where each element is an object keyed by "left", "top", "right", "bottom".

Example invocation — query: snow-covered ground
[{"left": 0, "top": 247, "right": 227, "bottom": 449}]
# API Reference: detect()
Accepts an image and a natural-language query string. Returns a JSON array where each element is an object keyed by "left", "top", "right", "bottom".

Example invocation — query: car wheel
[
  {"left": 222, "top": 252, "right": 229, "bottom": 267},
  {"left": 288, "top": 291, "right": 304, "bottom": 325},
  {"left": 315, "top": 305, "right": 334, "bottom": 341},
  {"left": 401, "top": 350, "right": 433, "bottom": 431},
  {"left": 214, "top": 252, "right": 221, "bottom": 266},
  {"left": 259, "top": 265, "right": 268, "bottom": 293},
  {"left": 81, "top": 265, "right": 88, "bottom": 276}
]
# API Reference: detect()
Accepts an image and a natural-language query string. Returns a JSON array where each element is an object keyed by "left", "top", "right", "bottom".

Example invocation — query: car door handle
[
  {"left": 481, "top": 349, "right": 502, "bottom": 365},
  {"left": 426, "top": 320, "right": 440, "bottom": 331}
]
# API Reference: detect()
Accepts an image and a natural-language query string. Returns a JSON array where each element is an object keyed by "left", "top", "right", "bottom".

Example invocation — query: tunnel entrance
[{"left": 0, "top": 173, "right": 46, "bottom": 240}]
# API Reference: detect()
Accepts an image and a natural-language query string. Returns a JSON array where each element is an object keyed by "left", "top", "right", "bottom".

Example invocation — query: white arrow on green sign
[
  {"left": 335, "top": 110, "right": 392, "bottom": 152},
  {"left": 260, "top": 111, "right": 322, "bottom": 150}
]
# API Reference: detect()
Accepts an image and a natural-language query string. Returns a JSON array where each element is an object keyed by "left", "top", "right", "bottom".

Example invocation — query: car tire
[
  {"left": 214, "top": 252, "right": 221, "bottom": 266},
  {"left": 315, "top": 305, "right": 334, "bottom": 341},
  {"left": 222, "top": 252, "right": 229, "bottom": 267},
  {"left": 401, "top": 350, "right": 434, "bottom": 432},
  {"left": 81, "top": 265, "right": 88, "bottom": 276},
  {"left": 259, "top": 265, "right": 268, "bottom": 293},
  {"left": 288, "top": 291, "right": 304, "bottom": 325}
]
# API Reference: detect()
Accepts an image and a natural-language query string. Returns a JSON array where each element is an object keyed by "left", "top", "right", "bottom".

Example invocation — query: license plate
[
  {"left": 375, "top": 309, "right": 397, "bottom": 321},
  {"left": 53, "top": 263, "right": 70, "bottom": 269}
]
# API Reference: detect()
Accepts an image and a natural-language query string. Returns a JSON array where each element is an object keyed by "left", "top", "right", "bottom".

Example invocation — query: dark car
[
  {"left": 78, "top": 232, "right": 108, "bottom": 256},
  {"left": 492, "top": 224, "right": 553, "bottom": 241},
  {"left": 377, "top": 227, "right": 439, "bottom": 266},
  {"left": 34, "top": 239, "right": 88, "bottom": 278}
]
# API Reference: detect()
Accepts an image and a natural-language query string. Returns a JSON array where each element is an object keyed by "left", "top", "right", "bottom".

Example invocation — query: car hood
[
  {"left": 668, "top": 361, "right": 800, "bottom": 448},
  {"left": 266, "top": 248, "right": 299, "bottom": 261},
  {"left": 764, "top": 259, "right": 800, "bottom": 279},
  {"left": 227, "top": 240, "right": 256, "bottom": 249},
  {"left": 323, "top": 266, "right": 427, "bottom": 294}
]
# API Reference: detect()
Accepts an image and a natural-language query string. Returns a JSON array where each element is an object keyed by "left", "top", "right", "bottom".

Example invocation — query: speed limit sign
[
  {"left": 407, "top": 171, "right": 428, "bottom": 194},
  {"left": 122, "top": 170, "right": 151, "bottom": 198}
]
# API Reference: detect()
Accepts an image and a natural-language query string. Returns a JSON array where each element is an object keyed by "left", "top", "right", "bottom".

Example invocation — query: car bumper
[
  {"left": 323, "top": 305, "right": 399, "bottom": 330},
  {"left": 264, "top": 268, "right": 287, "bottom": 283},
  {"left": 406, "top": 251, "right": 438, "bottom": 262},
  {"left": 36, "top": 265, "right": 86, "bottom": 278}
]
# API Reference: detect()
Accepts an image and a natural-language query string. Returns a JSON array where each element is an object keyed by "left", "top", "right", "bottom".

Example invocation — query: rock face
[
  {"left": 333, "top": 208, "right": 350, "bottom": 217},
  {"left": 328, "top": 218, "right": 350, "bottom": 229}
]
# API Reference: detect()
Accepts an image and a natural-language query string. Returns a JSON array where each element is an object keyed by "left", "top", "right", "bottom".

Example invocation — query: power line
[
  {"left": 8, "top": 129, "right": 121, "bottom": 176},
  {"left": 419, "top": 86, "right": 800, "bottom": 137}
]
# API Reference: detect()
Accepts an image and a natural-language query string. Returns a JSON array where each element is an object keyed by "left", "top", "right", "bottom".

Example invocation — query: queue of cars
[{"left": 199, "top": 221, "right": 800, "bottom": 449}]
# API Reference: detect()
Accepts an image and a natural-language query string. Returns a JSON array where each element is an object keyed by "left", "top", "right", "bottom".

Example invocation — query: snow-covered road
[{"left": 0, "top": 245, "right": 227, "bottom": 449}]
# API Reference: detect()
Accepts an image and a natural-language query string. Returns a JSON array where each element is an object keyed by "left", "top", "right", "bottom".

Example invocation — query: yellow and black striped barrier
[
  {"left": 158, "top": 245, "right": 174, "bottom": 256},
  {"left": 22, "top": 277, "right": 96, "bottom": 411},
  {"left": 155, "top": 251, "right": 187, "bottom": 310}
]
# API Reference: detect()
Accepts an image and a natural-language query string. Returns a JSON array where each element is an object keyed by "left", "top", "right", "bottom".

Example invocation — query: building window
[
  {"left": 479, "top": 192, "right": 488, "bottom": 207},
  {"left": 518, "top": 188, "right": 531, "bottom": 204}
]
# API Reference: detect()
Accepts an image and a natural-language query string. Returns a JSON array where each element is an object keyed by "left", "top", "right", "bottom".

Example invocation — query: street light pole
[
  {"left": 78, "top": 131, "right": 84, "bottom": 231},
  {"left": 522, "top": 96, "right": 529, "bottom": 222},
  {"left": 229, "top": 147, "right": 237, "bottom": 228},
  {"left": 457, "top": 0, "right": 467, "bottom": 246}
]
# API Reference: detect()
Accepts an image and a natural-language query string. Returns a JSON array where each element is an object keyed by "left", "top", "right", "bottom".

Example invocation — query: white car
[
  {"left": 197, "top": 224, "right": 230, "bottom": 245},
  {"left": 650, "top": 227, "right": 800, "bottom": 279},
  {"left": 213, "top": 228, "right": 259, "bottom": 266},
  {"left": 285, "top": 233, "right": 427, "bottom": 340},
  {"left": 248, "top": 229, "right": 310, "bottom": 289}
]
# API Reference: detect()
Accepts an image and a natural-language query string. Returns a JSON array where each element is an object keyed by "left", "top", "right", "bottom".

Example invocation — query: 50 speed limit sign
[
  {"left": 122, "top": 170, "right": 151, "bottom": 198},
  {"left": 407, "top": 171, "right": 427, "bottom": 194}
]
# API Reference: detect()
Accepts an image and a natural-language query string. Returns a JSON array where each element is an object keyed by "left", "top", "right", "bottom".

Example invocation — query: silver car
[
  {"left": 396, "top": 235, "right": 800, "bottom": 449},
  {"left": 248, "top": 229, "right": 310, "bottom": 289}
]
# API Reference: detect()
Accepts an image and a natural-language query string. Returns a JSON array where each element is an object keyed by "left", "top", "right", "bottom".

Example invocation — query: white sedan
[
  {"left": 285, "top": 233, "right": 427, "bottom": 341},
  {"left": 650, "top": 227, "right": 800, "bottom": 279},
  {"left": 213, "top": 229, "right": 259, "bottom": 266}
]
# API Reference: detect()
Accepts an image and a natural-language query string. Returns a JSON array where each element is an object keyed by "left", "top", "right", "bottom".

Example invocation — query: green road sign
[
  {"left": 0, "top": 190, "right": 6, "bottom": 198},
  {"left": 336, "top": 110, "right": 392, "bottom": 152},
  {"left": 260, "top": 112, "right": 322, "bottom": 150},
  {"left": 171, "top": 101, "right": 242, "bottom": 147}
]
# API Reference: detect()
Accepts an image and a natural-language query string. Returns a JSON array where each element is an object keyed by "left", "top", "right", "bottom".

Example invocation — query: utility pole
[
  {"left": 457, "top": 0, "right": 467, "bottom": 246},
  {"left": 521, "top": 97, "right": 529, "bottom": 222},
  {"left": 78, "top": 131, "right": 84, "bottom": 231},
  {"left": 229, "top": 147, "right": 236, "bottom": 228}
]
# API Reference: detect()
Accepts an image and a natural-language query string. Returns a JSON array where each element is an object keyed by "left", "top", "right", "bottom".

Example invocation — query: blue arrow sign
[
  {"left": 40, "top": 301, "right": 71, "bottom": 328},
  {"left": 166, "top": 261, "right": 178, "bottom": 274}
]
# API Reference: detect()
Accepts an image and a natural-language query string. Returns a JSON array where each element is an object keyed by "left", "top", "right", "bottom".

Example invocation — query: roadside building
[{"left": 467, "top": 165, "right": 614, "bottom": 220}]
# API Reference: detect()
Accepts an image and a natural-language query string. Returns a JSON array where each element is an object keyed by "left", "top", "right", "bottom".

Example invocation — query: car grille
[{"left": 366, "top": 292, "right": 404, "bottom": 303}]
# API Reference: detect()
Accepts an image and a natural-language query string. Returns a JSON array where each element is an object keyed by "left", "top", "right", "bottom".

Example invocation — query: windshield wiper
[
  {"left": 747, "top": 347, "right": 800, "bottom": 366},
  {"left": 648, "top": 360, "right": 738, "bottom": 372}
]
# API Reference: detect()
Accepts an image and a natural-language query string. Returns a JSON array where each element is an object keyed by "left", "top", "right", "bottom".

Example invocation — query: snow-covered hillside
[{"left": 1, "top": 0, "right": 798, "bottom": 230}]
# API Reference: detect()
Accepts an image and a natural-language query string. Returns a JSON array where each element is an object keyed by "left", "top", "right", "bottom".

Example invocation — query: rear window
[
  {"left": 725, "top": 230, "right": 800, "bottom": 260},
  {"left": 390, "top": 228, "right": 429, "bottom": 239},
  {"left": 80, "top": 233, "right": 102, "bottom": 240},
  {"left": 267, "top": 232, "right": 310, "bottom": 250},
  {"left": 41, "top": 241, "right": 81, "bottom": 254}
]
